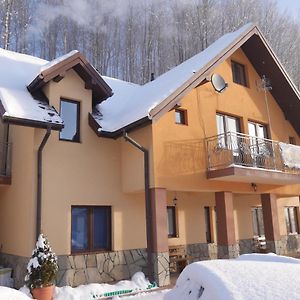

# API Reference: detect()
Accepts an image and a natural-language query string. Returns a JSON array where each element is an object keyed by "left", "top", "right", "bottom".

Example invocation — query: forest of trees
[{"left": 0, "top": 0, "right": 299, "bottom": 88}]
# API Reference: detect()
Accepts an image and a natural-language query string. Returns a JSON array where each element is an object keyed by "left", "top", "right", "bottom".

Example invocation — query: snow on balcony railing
[{"left": 206, "top": 132, "right": 300, "bottom": 173}]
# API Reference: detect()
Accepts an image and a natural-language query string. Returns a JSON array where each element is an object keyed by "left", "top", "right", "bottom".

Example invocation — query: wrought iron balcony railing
[{"left": 206, "top": 132, "right": 300, "bottom": 173}]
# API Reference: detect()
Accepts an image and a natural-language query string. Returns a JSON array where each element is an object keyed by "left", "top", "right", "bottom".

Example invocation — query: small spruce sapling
[{"left": 25, "top": 234, "right": 58, "bottom": 289}]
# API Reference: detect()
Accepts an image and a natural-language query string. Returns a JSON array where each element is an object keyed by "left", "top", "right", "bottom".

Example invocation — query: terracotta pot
[{"left": 31, "top": 285, "right": 55, "bottom": 300}]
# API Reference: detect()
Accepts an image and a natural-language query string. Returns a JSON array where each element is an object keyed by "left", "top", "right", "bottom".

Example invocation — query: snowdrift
[{"left": 164, "top": 254, "right": 300, "bottom": 300}]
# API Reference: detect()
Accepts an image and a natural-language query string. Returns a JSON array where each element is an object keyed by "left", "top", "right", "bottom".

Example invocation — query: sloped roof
[
  {"left": 0, "top": 48, "right": 63, "bottom": 129},
  {"left": 92, "top": 23, "right": 300, "bottom": 137},
  {"left": 0, "top": 49, "right": 112, "bottom": 130}
]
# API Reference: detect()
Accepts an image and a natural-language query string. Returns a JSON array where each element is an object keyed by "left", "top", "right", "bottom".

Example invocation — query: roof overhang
[
  {"left": 28, "top": 51, "right": 113, "bottom": 106},
  {"left": 89, "top": 112, "right": 150, "bottom": 139},
  {"left": 147, "top": 25, "right": 300, "bottom": 136}
]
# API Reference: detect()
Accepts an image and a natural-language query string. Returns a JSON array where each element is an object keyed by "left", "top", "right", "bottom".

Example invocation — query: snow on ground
[
  {"left": 165, "top": 253, "right": 300, "bottom": 300},
  {"left": 0, "top": 286, "right": 32, "bottom": 300},
  {"left": 1, "top": 254, "right": 299, "bottom": 300}
]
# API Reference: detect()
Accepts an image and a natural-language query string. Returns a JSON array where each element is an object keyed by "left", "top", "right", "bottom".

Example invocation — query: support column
[
  {"left": 261, "top": 193, "right": 282, "bottom": 254},
  {"left": 149, "top": 188, "right": 170, "bottom": 286},
  {"left": 215, "top": 191, "right": 239, "bottom": 259}
]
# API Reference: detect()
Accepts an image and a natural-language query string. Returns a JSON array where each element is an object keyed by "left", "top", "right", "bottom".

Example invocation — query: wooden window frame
[
  {"left": 204, "top": 206, "right": 213, "bottom": 243},
  {"left": 285, "top": 206, "right": 299, "bottom": 235},
  {"left": 71, "top": 205, "right": 112, "bottom": 254},
  {"left": 167, "top": 206, "right": 177, "bottom": 238},
  {"left": 59, "top": 98, "right": 81, "bottom": 143},
  {"left": 231, "top": 60, "right": 248, "bottom": 87},
  {"left": 175, "top": 109, "right": 188, "bottom": 125},
  {"left": 289, "top": 136, "right": 296, "bottom": 145}
]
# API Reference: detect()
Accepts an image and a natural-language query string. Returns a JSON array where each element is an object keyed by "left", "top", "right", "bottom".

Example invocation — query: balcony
[
  {"left": 0, "top": 142, "right": 11, "bottom": 184},
  {"left": 206, "top": 132, "right": 300, "bottom": 185}
]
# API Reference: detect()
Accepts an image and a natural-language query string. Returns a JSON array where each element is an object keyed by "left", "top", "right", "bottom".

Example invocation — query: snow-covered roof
[
  {"left": 0, "top": 48, "right": 112, "bottom": 130},
  {"left": 0, "top": 48, "right": 63, "bottom": 128},
  {"left": 95, "top": 23, "right": 254, "bottom": 134}
]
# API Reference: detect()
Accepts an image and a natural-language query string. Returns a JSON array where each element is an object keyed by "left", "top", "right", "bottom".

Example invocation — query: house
[{"left": 0, "top": 23, "right": 299, "bottom": 288}]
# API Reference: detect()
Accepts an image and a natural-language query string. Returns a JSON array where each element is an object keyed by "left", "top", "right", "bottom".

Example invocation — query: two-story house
[{"left": 0, "top": 23, "right": 299, "bottom": 288}]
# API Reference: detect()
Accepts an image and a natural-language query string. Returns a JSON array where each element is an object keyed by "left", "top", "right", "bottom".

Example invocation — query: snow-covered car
[{"left": 164, "top": 254, "right": 300, "bottom": 300}]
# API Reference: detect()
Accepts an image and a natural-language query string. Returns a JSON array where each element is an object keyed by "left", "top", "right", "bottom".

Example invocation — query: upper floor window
[
  {"left": 175, "top": 109, "right": 188, "bottom": 125},
  {"left": 60, "top": 99, "right": 80, "bottom": 142},
  {"left": 289, "top": 136, "right": 296, "bottom": 145},
  {"left": 71, "top": 206, "right": 111, "bottom": 253},
  {"left": 285, "top": 207, "right": 299, "bottom": 234},
  {"left": 231, "top": 61, "right": 247, "bottom": 87},
  {"left": 248, "top": 121, "right": 268, "bottom": 139},
  {"left": 216, "top": 113, "right": 241, "bottom": 135}
]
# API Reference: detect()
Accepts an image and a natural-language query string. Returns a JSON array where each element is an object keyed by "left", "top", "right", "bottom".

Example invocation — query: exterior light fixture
[
  {"left": 173, "top": 196, "right": 178, "bottom": 206},
  {"left": 251, "top": 182, "right": 257, "bottom": 192}
]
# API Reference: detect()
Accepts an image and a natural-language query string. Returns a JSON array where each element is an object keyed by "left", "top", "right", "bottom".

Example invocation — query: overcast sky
[{"left": 276, "top": 0, "right": 300, "bottom": 18}]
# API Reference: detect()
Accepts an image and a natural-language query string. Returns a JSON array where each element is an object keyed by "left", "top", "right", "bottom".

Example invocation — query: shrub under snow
[{"left": 25, "top": 234, "right": 58, "bottom": 289}]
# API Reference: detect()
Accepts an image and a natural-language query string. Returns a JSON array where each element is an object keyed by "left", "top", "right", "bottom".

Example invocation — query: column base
[
  {"left": 151, "top": 252, "right": 170, "bottom": 287},
  {"left": 217, "top": 244, "right": 240, "bottom": 259},
  {"left": 266, "top": 240, "right": 284, "bottom": 255}
]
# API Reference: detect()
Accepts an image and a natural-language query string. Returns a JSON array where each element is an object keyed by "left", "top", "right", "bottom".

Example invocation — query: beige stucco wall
[
  {"left": 152, "top": 48, "right": 300, "bottom": 195},
  {"left": 1, "top": 47, "right": 300, "bottom": 257},
  {"left": 167, "top": 191, "right": 216, "bottom": 246},
  {"left": 0, "top": 125, "right": 37, "bottom": 256},
  {"left": 40, "top": 69, "right": 148, "bottom": 255}
]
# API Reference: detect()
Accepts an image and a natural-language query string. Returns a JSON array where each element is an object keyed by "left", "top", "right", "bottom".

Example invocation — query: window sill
[{"left": 71, "top": 249, "right": 112, "bottom": 255}]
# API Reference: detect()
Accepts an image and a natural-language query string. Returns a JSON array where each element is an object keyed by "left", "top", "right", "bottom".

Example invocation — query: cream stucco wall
[
  {"left": 152, "top": 48, "right": 300, "bottom": 196},
  {"left": 0, "top": 125, "right": 36, "bottom": 256},
  {"left": 40, "top": 69, "right": 148, "bottom": 255}
]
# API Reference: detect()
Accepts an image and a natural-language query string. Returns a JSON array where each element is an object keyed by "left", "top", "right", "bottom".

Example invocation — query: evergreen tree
[{"left": 25, "top": 234, "right": 58, "bottom": 289}]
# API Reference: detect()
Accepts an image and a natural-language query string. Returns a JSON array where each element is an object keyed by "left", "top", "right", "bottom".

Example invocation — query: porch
[{"left": 149, "top": 188, "right": 300, "bottom": 279}]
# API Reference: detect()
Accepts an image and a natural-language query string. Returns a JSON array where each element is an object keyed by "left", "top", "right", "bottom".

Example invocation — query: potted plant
[{"left": 25, "top": 234, "right": 58, "bottom": 300}]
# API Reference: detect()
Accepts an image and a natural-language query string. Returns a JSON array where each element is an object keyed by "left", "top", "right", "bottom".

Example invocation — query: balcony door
[
  {"left": 248, "top": 122, "right": 270, "bottom": 167},
  {"left": 216, "top": 114, "right": 241, "bottom": 149}
]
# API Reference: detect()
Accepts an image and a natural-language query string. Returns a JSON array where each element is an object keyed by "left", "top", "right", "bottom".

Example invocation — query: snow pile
[
  {"left": 97, "top": 23, "right": 254, "bottom": 133},
  {"left": 54, "top": 272, "right": 155, "bottom": 300},
  {"left": 0, "top": 286, "right": 32, "bottom": 300},
  {"left": 237, "top": 253, "right": 300, "bottom": 264},
  {"left": 164, "top": 254, "right": 300, "bottom": 300},
  {"left": 279, "top": 142, "right": 300, "bottom": 169}
]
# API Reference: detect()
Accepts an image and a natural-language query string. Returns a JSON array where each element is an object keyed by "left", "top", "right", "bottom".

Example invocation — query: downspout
[
  {"left": 36, "top": 126, "right": 51, "bottom": 241},
  {"left": 123, "top": 131, "right": 154, "bottom": 282}
]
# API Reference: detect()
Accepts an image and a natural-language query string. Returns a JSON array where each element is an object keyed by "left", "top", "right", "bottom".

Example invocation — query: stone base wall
[
  {"left": 152, "top": 252, "right": 170, "bottom": 286},
  {"left": 0, "top": 253, "right": 28, "bottom": 288},
  {"left": 186, "top": 243, "right": 218, "bottom": 262},
  {"left": 58, "top": 249, "right": 148, "bottom": 287},
  {"left": 239, "top": 239, "right": 255, "bottom": 254},
  {"left": 217, "top": 244, "right": 240, "bottom": 259},
  {"left": 267, "top": 234, "right": 300, "bottom": 255}
]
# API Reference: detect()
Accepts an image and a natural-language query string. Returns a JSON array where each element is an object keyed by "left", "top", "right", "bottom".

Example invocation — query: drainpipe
[
  {"left": 36, "top": 126, "right": 51, "bottom": 241},
  {"left": 123, "top": 131, "right": 154, "bottom": 283}
]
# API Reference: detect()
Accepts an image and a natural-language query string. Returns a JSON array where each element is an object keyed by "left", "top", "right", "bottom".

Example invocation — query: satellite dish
[{"left": 211, "top": 73, "right": 228, "bottom": 93}]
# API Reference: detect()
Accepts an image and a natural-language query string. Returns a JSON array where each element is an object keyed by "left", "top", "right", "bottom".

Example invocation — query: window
[
  {"left": 175, "top": 109, "right": 187, "bottom": 125},
  {"left": 60, "top": 99, "right": 80, "bottom": 142},
  {"left": 204, "top": 207, "right": 213, "bottom": 243},
  {"left": 285, "top": 207, "right": 299, "bottom": 234},
  {"left": 216, "top": 113, "right": 241, "bottom": 148},
  {"left": 289, "top": 137, "right": 296, "bottom": 145},
  {"left": 167, "top": 206, "right": 177, "bottom": 238},
  {"left": 248, "top": 121, "right": 270, "bottom": 165},
  {"left": 251, "top": 207, "right": 265, "bottom": 237},
  {"left": 231, "top": 61, "right": 247, "bottom": 86},
  {"left": 71, "top": 206, "right": 111, "bottom": 253}
]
